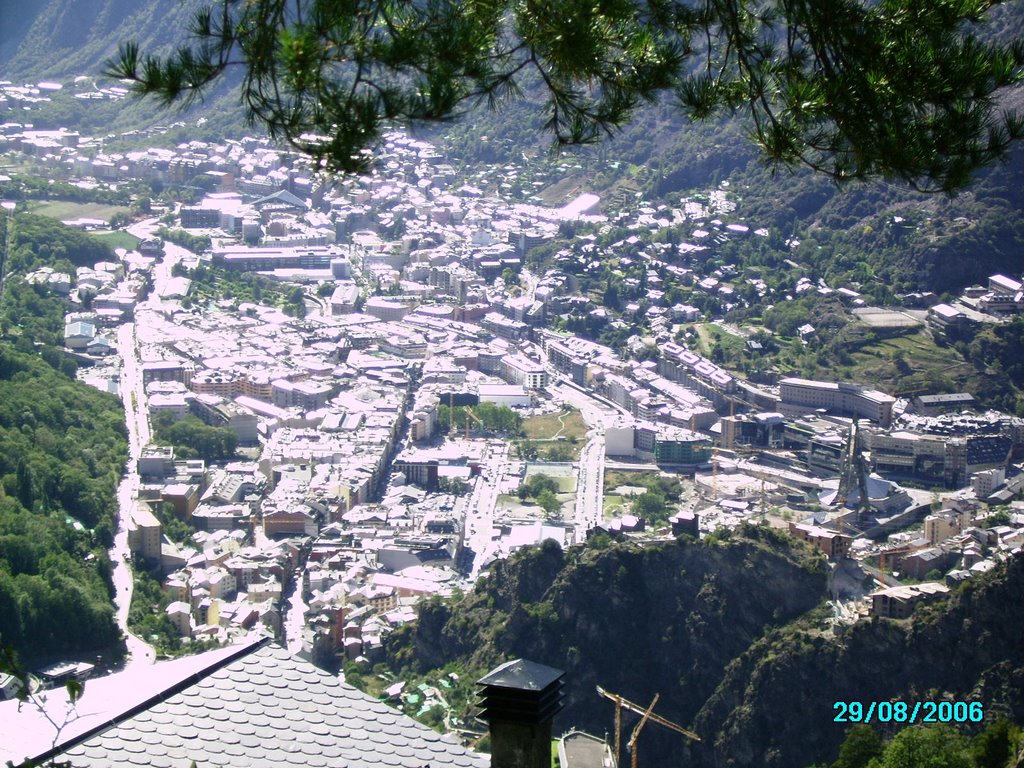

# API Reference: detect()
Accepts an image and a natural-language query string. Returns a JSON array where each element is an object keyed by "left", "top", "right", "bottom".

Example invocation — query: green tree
[
  {"left": 154, "top": 414, "right": 237, "bottom": 462},
  {"left": 106, "top": 0, "right": 1024, "bottom": 190},
  {"left": 971, "top": 719, "right": 1019, "bottom": 768},
  {"left": 631, "top": 490, "right": 669, "bottom": 523},
  {"left": 603, "top": 278, "right": 621, "bottom": 311},
  {"left": 832, "top": 725, "right": 883, "bottom": 768},
  {"left": 536, "top": 488, "right": 562, "bottom": 518},
  {"left": 519, "top": 473, "right": 559, "bottom": 500},
  {"left": 984, "top": 509, "right": 1012, "bottom": 528},
  {"left": 878, "top": 725, "right": 971, "bottom": 768},
  {"left": 15, "top": 459, "right": 35, "bottom": 511}
]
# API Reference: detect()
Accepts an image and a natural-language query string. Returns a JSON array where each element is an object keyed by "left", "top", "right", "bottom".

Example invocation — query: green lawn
[
  {"left": 556, "top": 477, "right": 577, "bottom": 492},
  {"left": 88, "top": 230, "right": 141, "bottom": 251},
  {"left": 603, "top": 494, "right": 627, "bottom": 514},
  {"left": 603, "top": 469, "right": 661, "bottom": 492},
  {"left": 27, "top": 200, "right": 132, "bottom": 222}
]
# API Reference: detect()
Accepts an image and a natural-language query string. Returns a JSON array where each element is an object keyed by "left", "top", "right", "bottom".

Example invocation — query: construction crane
[
  {"left": 597, "top": 685, "right": 700, "bottom": 768},
  {"left": 462, "top": 405, "right": 484, "bottom": 440}
]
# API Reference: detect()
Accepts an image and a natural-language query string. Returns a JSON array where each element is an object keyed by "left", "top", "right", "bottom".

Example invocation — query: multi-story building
[
  {"left": 630, "top": 422, "right": 711, "bottom": 466},
  {"left": 867, "top": 429, "right": 1012, "bottom": 488},
  {"left": 912, "top": 393, "right": 976, "bottom": 415},
  {"left": 190, "top": 369, "right": 241, "bottom": 398},
  {"left": 213, "top": 244, "right": 343, "bottom": 271},
  {"left": 408, "top": 392, "right": 440, "bottom": 443},
  {"left": 972, "top": 467, "right": 1006, "bottom": 498},
  {"left": 653, "top": 434, "right": 712, "bottom": 465},
  {"left": 127, "top": 502, "right": 162, "bottom": 561},
  {"left": 499, "top": 353, "right": 547, "bottom": 389},
  {"left": 719, "top": 413, "right": 786, "bottom": 449},
  {"left": 142, "top": 360, "right": 193, "bottom": 387},
  {"left": 871, "top": 582, "right": 949, "bottom": 619},
  {"left": 779, "top": 377, "right": 895, "bottom": 427},
  {"left": 190, "top": 395, "right": 260, "bottom": 444},
  {"left": 481, "top": 312, "right": 527, "bottom": 340},
  {"left": 180, "top": 206, "right": 222, "bottom": 229},
  {"left": 546, "top": 342, "right": 585, "bottom": 385},
  {"left": 364, "top": 297, "right": 415, "bottom": 321},
  {"left": 923, "top": 510, "right": 966, "bottom": 544},
  {"left": 138, "top": 446, "right": 176, "bottom": 478},
  {"left": 271, "top": 379, "right": 335, "bottom": 410},
  {"left": 789, "top": 522, "right": 853, "bottom": 560}
]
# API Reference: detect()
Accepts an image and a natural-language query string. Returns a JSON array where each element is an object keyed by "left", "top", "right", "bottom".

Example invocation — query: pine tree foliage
[{"left": 104, "top": 0, "right": 1024, "bottom": 190}]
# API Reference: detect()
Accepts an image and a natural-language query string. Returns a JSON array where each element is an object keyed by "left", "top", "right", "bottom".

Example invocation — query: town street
[
  {"left": 107, "top": 218, "right": 189, "bottom": 669},
  {"left": 110, "top": 313, "right": 154, "bottom": 669},
  {"left": 547, "top": 382, "right": 622, "bottom": 540}
]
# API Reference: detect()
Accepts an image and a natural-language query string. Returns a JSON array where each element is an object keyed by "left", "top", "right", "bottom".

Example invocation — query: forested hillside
[
  {"left": 0, "top": 346, "right": 128, "bottom": 658},
  {"left": 0, "top": 0, "right": 246, "bottom": 139},
  {"left": 0, "top": 213, "right": 129, "bottom": 663}
]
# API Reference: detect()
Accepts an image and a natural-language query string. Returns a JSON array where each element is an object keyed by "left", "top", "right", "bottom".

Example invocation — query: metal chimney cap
[{"left": 477, "top": 659, "right": 565, "bottom": 692}]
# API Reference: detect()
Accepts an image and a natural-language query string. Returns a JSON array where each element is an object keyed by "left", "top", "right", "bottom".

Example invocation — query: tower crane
[
  {"left": 597, "top": 685, "right": 700, "bottom": 768},
  {"left": 462, "top": 405, "right": 484, "bottom": 439}
]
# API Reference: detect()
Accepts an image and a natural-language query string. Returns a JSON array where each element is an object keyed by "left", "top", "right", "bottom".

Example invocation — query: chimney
[{"left": 476, "top": 659, "right": 565, "bottom": 768}]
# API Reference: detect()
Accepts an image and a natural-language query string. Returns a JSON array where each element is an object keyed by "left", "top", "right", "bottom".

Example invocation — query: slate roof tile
[{"left": 60, "top": 641, "right": 487, "bottom": 768}]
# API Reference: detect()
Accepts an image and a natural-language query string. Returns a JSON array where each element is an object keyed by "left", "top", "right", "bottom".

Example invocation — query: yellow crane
[
  {"left": 596, "top": 685, "right": 700, "bottom": 768},
  {"left": 462, "top": 405, "right": 484, "bottom": 440}
]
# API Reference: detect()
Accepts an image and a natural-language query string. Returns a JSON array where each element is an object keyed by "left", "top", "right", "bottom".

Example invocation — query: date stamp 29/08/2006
[{"left": 834, "top": 701, "right": 984, "bottom": 725}]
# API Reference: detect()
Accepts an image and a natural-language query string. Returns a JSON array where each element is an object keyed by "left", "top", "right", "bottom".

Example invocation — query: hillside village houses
[{"left": 4, "top": 107, "right": 1023, "bottom": 664}]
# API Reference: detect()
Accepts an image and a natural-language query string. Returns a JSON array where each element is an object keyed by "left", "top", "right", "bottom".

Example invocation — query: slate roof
[{"left": 58, "top": 640, "right": 486, "bottom": 768}]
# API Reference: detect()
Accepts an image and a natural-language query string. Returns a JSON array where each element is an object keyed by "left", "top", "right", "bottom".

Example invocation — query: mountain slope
[
  {"left": 690, "top": 552, "right": 1024, "bottom": 768},
  {"left": 386, "top": 531, "right": 1023, "bottom": 768},
  {"left": 386, "top": 528, "right": 829, "bottom": 765},
  {"left": 0, "top": 0, "right": 203, "bottom": 81}
]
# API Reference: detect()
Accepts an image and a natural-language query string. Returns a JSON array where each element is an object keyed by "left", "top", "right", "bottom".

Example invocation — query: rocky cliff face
[
  {"left": 690, "top": 553, "right": 1024, "bottom": 768},
  {"left": 387, "top": 526, "right": 830, "bottom": 764},
  {"left": 388, "top": 531, "right": 1023, "bottom": 768}
]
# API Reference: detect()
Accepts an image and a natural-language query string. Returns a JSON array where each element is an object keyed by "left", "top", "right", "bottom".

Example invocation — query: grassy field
[
  {"left": 522, "top": 407, "right": 588, "bottom": 440},
  {"left": 27, "top": 200, "right": 132, "bottom": 222},
  {"left": 603, "top": 494, "right": 627, "bottom": 514},
  {"left": 524, "top": 462, "right": 575, "bottom": 477},
  {"left": 827, "top": 330, "right": 983, "bottom": 398},
  {"left": 694, "top": 322, "right": 747, "bottom": 359},
  {"left": 552, "top": 476, "right": 577, "bottom": 493},
  {"left": 518, "top": 439, "right": 582, "bottom": 462},
  {"left": 603, "top": 469, "right": 661, "bottom": 492},
  {"left": 88, "top": 230, "right": 140, "bottom": 251}
]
